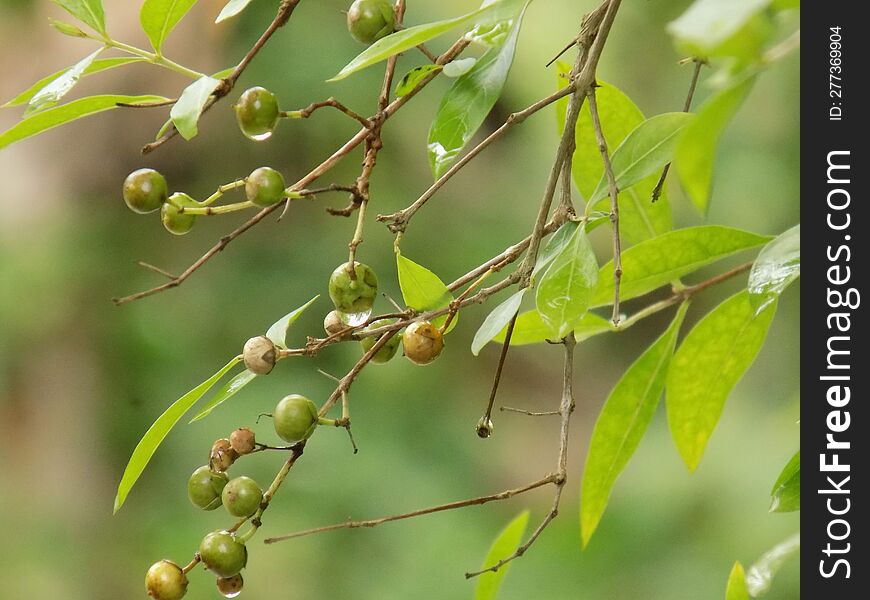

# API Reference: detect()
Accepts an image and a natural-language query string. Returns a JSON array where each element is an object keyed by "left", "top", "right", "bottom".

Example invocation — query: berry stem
[
  {"left": 236, "top": 444, "right": 305, "bottom": 543},
  {"left": 178, "top": 201, "right": 255, "bottom": 216},
  {"left": 201, "top": 180, "right": 247, "bottom": 206},
  {"left": 87, "top": 34, "right": 205, "bottom": 79}
]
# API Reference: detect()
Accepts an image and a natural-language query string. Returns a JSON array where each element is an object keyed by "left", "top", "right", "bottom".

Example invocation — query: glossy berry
[
  {"left": 323, "top": 310, "right": 346, "bottom": 336},
  {"left": 188, "top": 465, "right": 229, "bottom": 511},
  {"left": 234, "top": 87, "right": 280, "bottom": 141},
  {"left": 216, "top": 574, "right": 244, "bottom": 598},
  {"left": 347, "top": 0, "right": 396, "bottom": 44},
  {"left": 222, "top": 476, "right": 263, "bottom": 518},
  {"left": 199, "top": 531, "right": 248, "bottom": 578},
  {"left": 402, "top": 320, "right": 444, "bottom": 365},
  {"left": 145, "top": 560, "right": 188, "bottom": 600},
  {"left": 328, "top": 262, "right": 379, "bottom": 315},
  {"left": 161, "top": 193, "right": 197, "bottom": 235},
  {"left": 210, "top": 438, "right": 238, "bottom": 472},
  {"left": 360, "top": 321, "right": 401, "bottom": 364},
  {"left": 123, "top": 168, "right": 167, "bottom": 214},
  {"left": 243, "top": 335, "right": 277, "bottom": 375},
  {"left": 245, "top": 167, "right": 286, "bottom": 206},
  {"left": 273, "top": 394, "right": 319, "bottom": 443},
  {"left": 230, "top": 427, "right": 256, "bottom": 455}
]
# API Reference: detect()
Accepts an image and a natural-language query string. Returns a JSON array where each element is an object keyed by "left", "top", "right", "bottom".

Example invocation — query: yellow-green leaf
[
  {"left": 493, "top": 309, "right": 612, "bottom": 346},
  {"left": 140, "top": 0, "right": 199, "bottom": 53},
  {"left": 50, "top": 0, "right": 106, "bottom": 35},
  {"left": 396, "top": 254, "right": 456, "bottom": 332},
  {"left": 170, "top": 75, "right": 222, "bottom": 140},
  {"left": 769, "top": 450, "right": 800, "bottom": 512},
  {"left": 475, "top": 511, "right": 529, "bottom": 600},
  {"left": 471, "top": 289, "right": 525, "bottom": 355},
  {"left": 725, "top": 562, "right": 750, "bottom": 600},
  {"left": 265, "top": 295, "right": 320, "bottom": 348}
]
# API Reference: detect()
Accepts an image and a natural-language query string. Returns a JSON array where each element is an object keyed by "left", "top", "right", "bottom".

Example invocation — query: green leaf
[
  {"left": 51, "top": 0, "right": 106, "bottom": 35},
  {"left": 471, "top": 289, "right": 525, "bottom": 356},
  {"left": 667, "top": 0, "right": 772, "bottom": 57},
  {"left": 26, "top": 48, "right": 104, "bottom": 114},
  {"left": 265, "top": 295, "right": 320, "bottom": 348},
  {"left": 427, "top": 4, "right": 526, "bottom": 178},
  {"left": 395, "top": 65, "right": 442, "bottom": 97},
  {"left": 0, "top": 94, "right": 169, "bottom": 151},
  {"left": 189, "top": 369, "right": 257, "bottom": 423},
  {"left": 140, "top": 0, "right": 199, "bottom": 53},
  {"left": 745, "top": 533, "right": 800, "bottom": 596},
  {"left": 770, "top": 450, "right": 800, "bottom": 512},
  {"left": 581, "top": 303, "right": 689, "bottom": 547},
  {"left": 113, "top": 356, "right": 241, "bottom": 513},
  {"left": 666, "top": 290, "right": 777, "bottom": 471},
  {"left": 493, "top": 310, "right": 612, "bottom": 345},
  {"left": 474, "top": 511, "right": 529, "bottom": 600},
  {"left": 48, "top": 18, "right": 87, "bottom": 37},
  {"left": 674, "top": 76, "right": 755, "bottom": 213},
  {"left": 588, "top": 112, "right": 694, "bottom": 204},
  {"left": 749, "top": 224, "right": 799, "bottom": 314},
  {"left": 532, "top": 221, "right": 579, "bottom": 279},
  {"left": 3, "top": 58, "right": 144, "bottom": 108},
  {"left": 772, "top": 0, "right": 800, "bottom": 9},
  {"left": 725, "top": 562, "right": 750, "bottom": 600},
  {"left": 593, "top": 226, "right": 771, "bottom": 307},
  {"left": 170, "top": 75, "right": 221, "bottom": 140},
  {"left": 396, "top": 254, "right": 456, "bottom": 331},
  {"left": 442, "top": 57, "right": 477, "bottom": 77},
  {"left": 216, "top": 0, "right": 254, "bottom": 23}
]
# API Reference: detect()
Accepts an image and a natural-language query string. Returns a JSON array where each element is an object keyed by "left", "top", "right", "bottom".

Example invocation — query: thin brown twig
[
  {"left": 500, "top": 406, "right": 559, "bottom": 416},
  {"left": 284, "top": 98, "right": 371, "bottom": 127},
  {"left": 476, "top": 311, "right": 518, "bottom": 438},
  {"left": 136, "top": 261, "right": 178, "bottom": 280}
]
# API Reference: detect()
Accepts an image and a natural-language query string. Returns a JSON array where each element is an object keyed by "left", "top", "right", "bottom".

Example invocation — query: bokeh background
[{"left": 0, "top": 1, "right": 799, "bottom": 598}]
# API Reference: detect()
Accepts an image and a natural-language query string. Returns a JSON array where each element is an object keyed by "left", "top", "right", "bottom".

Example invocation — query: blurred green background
[{"left": 0, "top": 1, "right": 799, "bottom": 598}]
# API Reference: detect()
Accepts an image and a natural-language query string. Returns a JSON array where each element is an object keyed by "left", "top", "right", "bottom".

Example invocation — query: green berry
[
  {"left": 234, "top": 87, "right": 280, "bottom": 141},
  {"left": 245, "top": 167, "right": 286, "bottom": 206},
  {"left": 222, "top": 476, "right": 263, "bottom": 518},
  {"left": 145, "top": 560, "right": 188, "bottom": 600},
  {"left": 402, "top": 320, "right": 444, "bottom": 365},
  {"left": 347, "top": 0, "right": 396, "bottom": 44},
  {"left": 216, "top": 574, "right": 244, "bottom": 598},
  {"left": 243, "top": 335, "right": 277, "bottom": 375},
  {"left": 123, "top": 168, "right": 167, "bottom": 214},
  {"left": 360, "top": 320, "right": 401, "bottom": 364},
  {"left": 161, "top": 193, "right": 197, "bottom": 235},
  {"left": 273, "top": 394, "right": 319, "bottom": 444},
  {"left": 199, "top": 531, "right": 248, "bottom": 578},
  {"left": 187, "top": 466, "right": 229, "bottom": 511},
  {"left": 328, "top": 262, "right": 378, "bottom": 315}
]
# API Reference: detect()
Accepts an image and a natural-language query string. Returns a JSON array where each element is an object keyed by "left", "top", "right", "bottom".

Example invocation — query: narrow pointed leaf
[
  {"left": 50, "top": 0, "right": 106, "bottom": 35},
  {"left": 471, "top": 289, "right": 525, "bottom": 355},
  {"left": 666, "top": 290, "right": 776, "bottom": 471},
  {"left": 674, "top": 76, "right": 756, "bottom": 213},
  {"left": 428, "top": 3, "right": 526, "bottom": 178},
  {"left": 265, "top": 295, "right": 320, "bottom": 348},
  {"left": 532, "top": 221, "right": 579, "bottom": 279},
  {"left": 140, "top": 0, "right": 199, "bottom": 53},
  {"left": 48, "top": 18, "right": 87, "bottom": 37},
  {"left": 395, "top": 65, "right": 442, "bottom": 97},
  {"left": 442, "top": 57, "right": 477, "bottom": 78},
  {"left": 746, "top": 533, "right": 800, "bottom": 596},
  {"left": 170, "top": 76, "right": 221, "bottom": 139},
  {"left": 396, "top": 254, "right": 456, "bottom": 331},
  {"left": 4, "top": 58, "right": 144, "bottom": 108},
  {"left": 748, "top": 224, "right": 800, "bottom": 313},
  {"left": 113, "top": 356, "right": 241, "bottom": 513},
  {"left": 475, "top": 511, "right": 529, "bottom": 600},
  {"left": 588, "top": 112, "right": 694, "bottom": 203},
  {"left": 593, "top": 226, "right": 771, "bottom": 307},
  {"left": 493, "top": 310, "right": 612, "bottom": 345},
  {"left": 216, "top": 0, "right": 255, "bottom": 23},
  {"left": 536, "top": 225, "right": 599, "bottom": 339},
  {"left": 769, "top": 450, "right": 800, "bottom": 512},
  {"left": 189, "top": 369, "right": 257, "bottom": 423},
  {"left": 581, "top": 303, "right": 688, "bottom": 547},
  {"left": 1, "top": 95, "right": 169, "bottom": 151},
  {"left": 726, "top": 562, "right": 750, "bottom": 600},
  {"left": 27, "top": 48, "right": 104, "bottom": 113}
]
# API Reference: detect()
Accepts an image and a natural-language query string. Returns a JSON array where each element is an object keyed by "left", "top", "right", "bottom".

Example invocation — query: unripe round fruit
[
  {"left": 230, "top": 427, "right": 256, "bottom": 455},
  {"left": 234, "top": 87, "right": 280, "bottom": 141},
  {"left": 187, "top": 465, "right": 229, "bottom": 511},
  {"left": 199, "top": 531, "right": 248, "bottom": 578},
  {"left": 245, "top": 167, "right": 286, "bottom": 206},
  {"left": 216, "top": 574, "right": 244, "bottom": 598},
  {"left": 210, "top": 438, "right": 238, "bottom": 472},
  {"left": 124, "top": 168, "right": 168, "bottom": 214},
  {"left": 243, "top": 335, "right": 277, "bottom": 375},
  {"left": 328, "top": 262, "right": 379, "bottom": 315},
  {"left": 347, "top": 0, "right": 396, "bottom": 44},
  {"left": 273, "top": 394, "right": 318, "bottom": 443},
  {"left": 324, "top": 310, "right": 346, "bottom": 336},
  {"left": 222, "top": 476, "right": 263, "bottom": 517},
  {"left": 402, "top": 320, "right": 444, "bottom": 365},
  {"left": 161, "top": 193, "right": 197, "bottom": 235},
  {"left": 145, "top": 560, "right": 188, "bottom": 600},
  {"left": 360, "top": 321, "right": 401, "bottom": 364}
]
